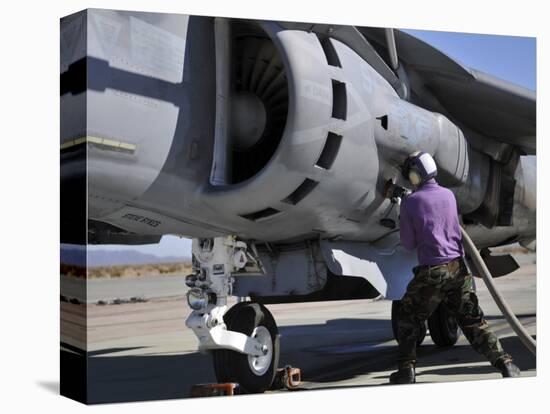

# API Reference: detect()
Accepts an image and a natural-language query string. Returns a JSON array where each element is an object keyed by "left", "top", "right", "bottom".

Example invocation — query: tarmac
[{"left": 60, "top": 252, "right": 536, "bottom": 403}]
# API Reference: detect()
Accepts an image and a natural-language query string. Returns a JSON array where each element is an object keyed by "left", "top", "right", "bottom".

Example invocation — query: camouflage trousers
[{"left": 396, "top": 257, "right": 511, "bottom": 369}]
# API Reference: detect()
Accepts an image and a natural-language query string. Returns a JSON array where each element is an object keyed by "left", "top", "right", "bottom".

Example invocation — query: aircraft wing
[{"left": 359, "top": 28, "right": 536, "bottom": 155}]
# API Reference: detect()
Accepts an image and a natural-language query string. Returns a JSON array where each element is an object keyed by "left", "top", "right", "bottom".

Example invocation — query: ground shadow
[
  {"left": 63, "top": 317, "right": 392, "bottom": 404},
  {"left": 63, "top": 318, "right": 535, "bottom": 403},
  {"left": 85, "top": 350, "right": 216, "bottom": 404},
  {"left": 279, "top": 317, "right": 391, "bottom": 336},
  {"left": 320, "top": 335, "right": 536, "bottom": 384},
  {"left": 36, "top": 381, "right": 59, "bottom": 395}
]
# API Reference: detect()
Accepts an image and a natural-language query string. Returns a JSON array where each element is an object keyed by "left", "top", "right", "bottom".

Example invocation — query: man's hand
[{"left": 383, "top": 179, "right": 410, "bottom": 203}]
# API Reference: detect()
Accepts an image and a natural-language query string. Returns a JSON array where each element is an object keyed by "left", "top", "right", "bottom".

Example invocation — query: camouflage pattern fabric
[{"left": 396, "top": 257, "right": 512, "bottom": 369}]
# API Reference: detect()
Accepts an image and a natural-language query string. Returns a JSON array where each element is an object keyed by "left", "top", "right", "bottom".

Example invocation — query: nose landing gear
[
  {"left": 185, "top": 236, "right": 281, "bottom": 393},
  {"left": 213, "top": 301, "right": 280, "bottom": 393}
]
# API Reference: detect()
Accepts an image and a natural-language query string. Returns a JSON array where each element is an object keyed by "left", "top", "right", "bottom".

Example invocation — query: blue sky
[
  {"left": 87, "top": 234, "right": 192, "bottom": 257},
  {"left": 89, "top": 28, "right": 536, "bottom": 258},
  {"left": 403, "top": 29, "right": 536, "bottom": 91}
]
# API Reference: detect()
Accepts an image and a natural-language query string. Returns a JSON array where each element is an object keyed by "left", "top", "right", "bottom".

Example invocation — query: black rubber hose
[{"left": 460, "top": 227, "right": 536, "bottom": 355}]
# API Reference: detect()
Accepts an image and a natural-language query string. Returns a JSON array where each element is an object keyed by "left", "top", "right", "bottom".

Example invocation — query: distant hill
[{"left": 60, "top": 246, "right": 190, "bottom": 267}]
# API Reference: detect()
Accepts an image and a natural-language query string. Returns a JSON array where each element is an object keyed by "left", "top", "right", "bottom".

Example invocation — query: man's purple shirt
[{"left": 399, "top": 179, "right": 464, "bottom": 266}]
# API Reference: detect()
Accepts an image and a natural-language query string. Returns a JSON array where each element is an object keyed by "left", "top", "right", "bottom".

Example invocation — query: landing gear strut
[{"left": 185, "top": 236, "right": 280, "bottom": 393}]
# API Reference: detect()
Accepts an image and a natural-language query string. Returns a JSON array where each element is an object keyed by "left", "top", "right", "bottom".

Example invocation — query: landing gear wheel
[
  {"left": 391, "top": 300, "right": 426, "bottom": 346},
  {"left": 428, "top": 303, "right": 459, "bottom": 346},
  {"left": 213, "top": 302, "right": 280, "bottom": 393}
]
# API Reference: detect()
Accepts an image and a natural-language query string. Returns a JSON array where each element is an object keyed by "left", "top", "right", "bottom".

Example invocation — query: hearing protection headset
[{"left": 402, "top": 151, "right": 437, "bottom": 186}]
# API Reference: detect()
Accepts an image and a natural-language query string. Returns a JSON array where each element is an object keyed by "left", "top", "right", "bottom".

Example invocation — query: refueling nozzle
[{"left": 383, "top": 179, "right": 411, "bottom": 204}]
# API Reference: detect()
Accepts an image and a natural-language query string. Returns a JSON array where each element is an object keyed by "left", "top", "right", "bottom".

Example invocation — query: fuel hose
[{"left": 460, "top": 227, "right": 536, "bottom": 355}]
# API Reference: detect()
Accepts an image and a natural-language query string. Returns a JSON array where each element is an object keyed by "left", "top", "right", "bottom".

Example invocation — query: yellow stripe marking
[
  {"left": 101, "top": 138, "right": 119, "bottom": 147},
  {"left": 87, "top": 136, "right": 103, "bottom": 145},
  {"left": 119, "top": 142, "right": 137, "bottom": 151},
  {"left": 74, "top": 137, "right": 87, "bottom": 145},
  {"left": 60, "top": 140, "right": 75, "bottom": 150},
  {"left": 60, "top": 136, "right": 137, "bottom": 152}
]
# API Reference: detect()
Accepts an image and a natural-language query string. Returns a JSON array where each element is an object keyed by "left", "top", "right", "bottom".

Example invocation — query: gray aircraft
[{"left": 61, "top": 9, "right": 536, "bottom": 393}]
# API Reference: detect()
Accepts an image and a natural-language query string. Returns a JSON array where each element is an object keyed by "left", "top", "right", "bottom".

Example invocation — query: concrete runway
[
  {"left": 60, "top": 252, "right": 536, "bottom": 403},
  {"left": 61, "top": 274, "right": 189, "bottom": 304}
]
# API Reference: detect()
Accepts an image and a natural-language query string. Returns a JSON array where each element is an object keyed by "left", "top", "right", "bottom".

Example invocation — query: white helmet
[{"left": 402, "top": 151, "right": 437, "bottom": 186}]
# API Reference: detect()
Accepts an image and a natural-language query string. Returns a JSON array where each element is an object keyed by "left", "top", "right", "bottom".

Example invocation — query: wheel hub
[{"left": 248, "top": 326, "right": 273, "bottom": 376}]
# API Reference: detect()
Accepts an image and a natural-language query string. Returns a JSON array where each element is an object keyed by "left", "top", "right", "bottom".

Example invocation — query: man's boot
[
  {"left": 496, "top": 359, "right": 521, "bottom": 378},
  {"left": 389, "top": 366, "right": 416, "bottom": 384}
]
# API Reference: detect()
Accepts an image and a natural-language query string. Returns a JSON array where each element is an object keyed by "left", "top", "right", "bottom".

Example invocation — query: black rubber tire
[
  {"left": 428, "top": 303, "right": 459, "bottom": 347},
  {"left": 212, "top": 301, "right": 248, "bottom": 383},
  {"left": 212, "top": 302, "right": 280, "bottom": 393},
  {"left": 391, "top": 300, "right": 427, "bottom": 347}
]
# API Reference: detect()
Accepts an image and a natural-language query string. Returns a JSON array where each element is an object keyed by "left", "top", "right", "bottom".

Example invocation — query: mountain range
[{"left": 60, "top": 246, "right": 190, "bottom": 267}]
